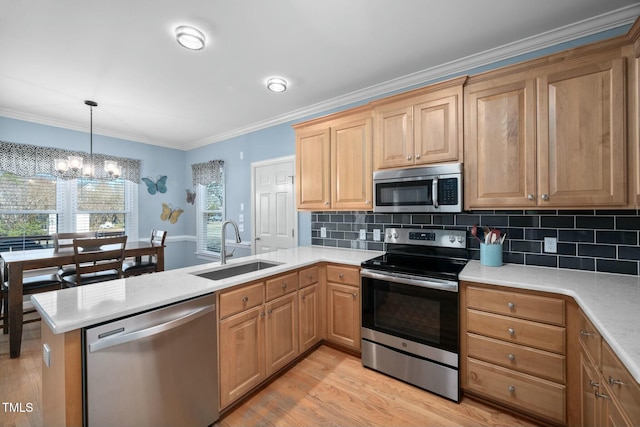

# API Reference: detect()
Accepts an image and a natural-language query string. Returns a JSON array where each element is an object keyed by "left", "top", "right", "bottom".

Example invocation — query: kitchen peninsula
[{"left": 32, "top": 246, "right": 640, "bottom": 426}]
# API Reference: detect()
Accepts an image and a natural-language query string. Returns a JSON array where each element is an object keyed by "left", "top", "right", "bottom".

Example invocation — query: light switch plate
[
  {"left": 320, "top": 227, "right": 327, "bottom": 238},
  {"left": 359, "top": 229, "right": 366, "bottom": 240},
  {"left": 373, "top": 229, "right": 381, "bottom": 241}
]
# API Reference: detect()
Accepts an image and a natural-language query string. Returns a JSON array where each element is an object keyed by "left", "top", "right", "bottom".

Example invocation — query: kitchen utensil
[{"left": 471, "top": 225, "right": 482, "bottom": 243}]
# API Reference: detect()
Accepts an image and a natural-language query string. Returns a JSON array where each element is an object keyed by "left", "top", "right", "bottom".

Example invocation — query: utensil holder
[{"left": 480, "top": 243, "right": 503, "bottom": 267}]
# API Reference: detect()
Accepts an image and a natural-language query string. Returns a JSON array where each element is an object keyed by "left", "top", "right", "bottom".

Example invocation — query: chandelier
[{"left": 54, "top": 100, "right": 121, "bottom": 178}]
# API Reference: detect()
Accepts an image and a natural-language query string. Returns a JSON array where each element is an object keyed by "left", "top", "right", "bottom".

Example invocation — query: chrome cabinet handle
[
  {"left": 508, "top": 328, "right": 515, "bottom": 336},
  {"left": 242, "top": 296, "right": 249, "bottom": 303},
  {"left": 595, "top": 390, "right": 610, "bottom": 399},
  {"left": 324, "top": 201, "right": 330, "bottom": 205},
  {"left": 542, "top": 194, "right": 550, "bottom": 201},
  {"left": 609, "top": 376, "right": 625, "bottom": 386},
  {"left": 508, "top": 385, "right": 516, "bottom": 393},
  {"left": 589, "top": 380, "right": 599, "bottom": 388},
  {"left": 260, "top": 311, "right": 265, "bottom": 318},
  {"left": 407, "top": 155, "right": 412, "bottom": 161},
  {"left": 282, "top": 283, "right": 287, "bottom": 289},
  {"left": 352, "top": 293, "right": 358, "bottom": 298},
  {"left": 365, "top": 200, "right": 371, "bottom": 204},
  {"left": 580, "top": 330, "right": 595, "bottom": 337},
  {"left": 339, "top": 273, "right": 344, "bottom": 279},
  {"left": 415, "top": 154, "right": 421, "bottom": 160},
  {"left": 508, "top": 353, "right": 516, "bottom": 361},
  {"left": 527, "top": 194, "right": 534, "bottom": 200},
  {"left": 507, "top": 302, "right": 515, "bottom": 309}
]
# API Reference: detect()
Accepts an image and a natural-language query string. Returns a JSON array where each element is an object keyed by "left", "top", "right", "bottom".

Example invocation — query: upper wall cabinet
[
  {"left": 465, "top": 50, "right": 628, "bottom": 209},
  {"left": 372, "top": 76, "right": 466, "bottom": 170},
  {"left": 294, "top": 106, "right": 373, "bottom": 211}
]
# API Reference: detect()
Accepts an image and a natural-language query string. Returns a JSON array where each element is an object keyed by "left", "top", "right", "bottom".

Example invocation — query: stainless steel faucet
[{"left": 220, "top": 220, "right": 241, "bottom": 264}]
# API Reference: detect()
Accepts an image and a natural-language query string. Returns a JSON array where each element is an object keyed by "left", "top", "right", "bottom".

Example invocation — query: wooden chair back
[
  {"left": 54, "top": 231, "right": 97, "bottom": 253},
  {"left": 73, "top": 235, "right": 127, "bottom": 286}
]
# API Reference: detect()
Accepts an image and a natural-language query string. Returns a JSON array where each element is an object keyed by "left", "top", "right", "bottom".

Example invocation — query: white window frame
[{"left": 195, "top": 177, "right": 225, "bottom": 258}]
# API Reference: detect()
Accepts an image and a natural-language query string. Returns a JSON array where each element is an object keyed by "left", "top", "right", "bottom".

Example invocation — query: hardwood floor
[
  {"left": 2, "top": 322, "right": 535, "bottom": 427},
  {"left": 0, "top": 319, "right": 43, "bottom": 427},
  {"left": 217, "top": 345, "right": 537, "bottom": 427}
]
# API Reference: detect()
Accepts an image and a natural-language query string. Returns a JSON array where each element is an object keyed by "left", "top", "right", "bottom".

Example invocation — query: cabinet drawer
[
  {"left": 467, "top": 333, "right": 565, "bottom": 383},
  {"left": 467, "top": 358, "right": 566, "bottom": 424},
  {"left": 219, "top": 282, "right": 264, "bottom": 319},
  {"left": 266, "top": 272, "right": 298, "bottom": 301},
  {"left": 577, "top": 310, "right": 601, "bottom": 367},
  {"left": 326, "top": 264, "right": 359, "bottom": 286},
  {"left": 467, "top": 309, "right": 565, "bottom": 354},
  {"left": 466, "top": 286, "right": 565, "bottom": 326},
  {"left": 298, "top": 265, "right": 319, "bottom": 288},
  {"left": 602, "top": 342, "right": 640, "bottom": 425}
]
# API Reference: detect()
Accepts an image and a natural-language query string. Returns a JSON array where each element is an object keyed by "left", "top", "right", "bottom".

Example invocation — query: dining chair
[
  {"left": 0, "top": 257, "right": 62, "bottom": 334},
  {"left": 61, "top": 235, "right": 127, "bottom": 287},
  {"left": 54, "top": 231, "right": 98, "bottom": 280},
  {"left": 123, "top": 230, "right": 167, "bottom": 277}
]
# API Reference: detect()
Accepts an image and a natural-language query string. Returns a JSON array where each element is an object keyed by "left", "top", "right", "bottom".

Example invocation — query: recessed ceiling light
[
  {"left": 266, "top": 77, "right": 287, "bottom": 93},
  {"left": 175, "top": 25, "right": 205, "bottom": 50}
]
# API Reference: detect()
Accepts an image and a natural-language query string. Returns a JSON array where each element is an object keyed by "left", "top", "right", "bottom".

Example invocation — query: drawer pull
[
  {"left": 352, "top": 292, "right": 358, "bottom": 298},
  {"left": 260, "top": 311, "right": 265, "bottom": 318},
  {"left": 609, "top": 376, "right": 625, "bottom": 386},
  {"left": 507, "top": 302, "right": 515, "bottom": 309},
  {"left": 282, "top": 283, "right": 287, "bottom": 289},
  {"left": 508, "top": 328, "right": 515, "bottom": 336},
  {"left": 595, "top": 391, "right": 610, "bottom": 400},
  {"left": 268, "top": 309, "right": 273, "bottom": 314},
  {"left": 589, "top": 380, "right": 600, "bottom": 388},
  {"left": 242, "top": 296, "right": 249, "bottom": 303},
  {"left": 580, "top": 330, "right": 595, "bottom": 337},
  {"left": 339, "top": 273, "right": 344, "bottom": 279},
  {"left": 508, "top": 385, "right": 516, "bottom": 393},
  {"left": 508, "top": 353, "right": 516, "bottom": 361}
]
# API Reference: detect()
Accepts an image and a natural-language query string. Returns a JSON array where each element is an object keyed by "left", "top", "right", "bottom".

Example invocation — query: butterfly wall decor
[
  {"left": 141, "top": 175, "right": 168, "bottom": 195},
  {"left": 186, "top": 189, "right": 196, "bottom": 205},
  {"left": 160, "top": 202, "right": 184, "bottom": 224}
]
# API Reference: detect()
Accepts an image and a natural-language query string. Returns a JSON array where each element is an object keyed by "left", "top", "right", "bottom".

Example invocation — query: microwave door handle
[{"left": 432, "top": 177, "right": 439, "bottom": 209}]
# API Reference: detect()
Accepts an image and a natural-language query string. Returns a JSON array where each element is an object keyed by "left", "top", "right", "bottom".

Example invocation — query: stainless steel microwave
[{"left": 373, "top": 163, "right": 463, "bottom": 213}]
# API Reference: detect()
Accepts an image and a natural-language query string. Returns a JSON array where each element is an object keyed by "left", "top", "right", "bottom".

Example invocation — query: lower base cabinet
[
  {"left": 265, "top": 292, "right": 299, "bottom": 376},
  {"left": 299, "top": 283, "right": 321, "bottom": 353},
  {"left": 326, "top": 264, "right": 361, "bottom": 351}
]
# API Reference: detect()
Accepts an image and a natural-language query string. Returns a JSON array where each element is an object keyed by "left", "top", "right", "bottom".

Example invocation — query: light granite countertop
[
  {"left": 31, "top": 246, "right": 382, "bottom": 334},
  {"left": 32, "top": 247, "right": 640, "bottom": 383},
  {"left": 460, "top": 260, "right": 640, "bottom": 383}
]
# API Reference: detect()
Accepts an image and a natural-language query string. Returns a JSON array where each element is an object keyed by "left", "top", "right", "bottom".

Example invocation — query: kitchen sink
[{"left": 193, "top": 260, "right": 282, "bottom": 281}]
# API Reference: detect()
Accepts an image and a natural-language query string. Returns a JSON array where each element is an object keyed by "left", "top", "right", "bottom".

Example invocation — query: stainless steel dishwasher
[{"left": 84, "top": 293, "right": 218, "bottom": 427}]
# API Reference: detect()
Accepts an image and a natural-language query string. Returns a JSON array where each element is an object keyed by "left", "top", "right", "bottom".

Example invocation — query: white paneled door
[{"left": 252, "top": 157, "right": 296, "bottom": 254}]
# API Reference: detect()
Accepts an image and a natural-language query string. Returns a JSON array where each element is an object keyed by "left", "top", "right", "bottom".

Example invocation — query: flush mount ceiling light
[
  {"left": 175, "top": 25, "right": 205, "bottom": 50},
  {"left": 266, "top": 77, "right": 287, "bottom": 93}
]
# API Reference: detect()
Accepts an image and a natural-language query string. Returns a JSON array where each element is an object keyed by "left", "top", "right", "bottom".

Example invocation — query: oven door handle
[{"left": 360, "top": 269, "right": 458, "bottom": 292}]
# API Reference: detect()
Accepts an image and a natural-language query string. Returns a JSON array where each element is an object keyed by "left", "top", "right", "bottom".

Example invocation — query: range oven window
[
  {"left": 375, "top": 180, "right": 432, "bottom": 207},
  {"left": 362, "top": 277, "right": 458, "bottom": 354}
]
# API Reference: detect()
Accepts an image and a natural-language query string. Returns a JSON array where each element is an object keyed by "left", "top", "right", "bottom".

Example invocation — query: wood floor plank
[{"left": 217, "top": 345, "right": 538, "bottom": 427}]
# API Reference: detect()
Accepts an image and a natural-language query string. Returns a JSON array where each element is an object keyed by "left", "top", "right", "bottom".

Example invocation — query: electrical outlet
[
  {"left": 544, "top": 237, "right": 557, "bottom": 253},
  {"left": 359, "top": 229, "right": 366, "bottom": 240},
  {"left": 373, "top": 229, "right": 381, "bottom": 241},
  {"left": 320, "top": 227, "right": 327, "bottom": 238}
]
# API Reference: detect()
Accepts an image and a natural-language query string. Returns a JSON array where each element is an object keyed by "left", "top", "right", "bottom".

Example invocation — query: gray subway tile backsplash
[{"left": 310, "top": 209, "right": 640, "bottom": 276}]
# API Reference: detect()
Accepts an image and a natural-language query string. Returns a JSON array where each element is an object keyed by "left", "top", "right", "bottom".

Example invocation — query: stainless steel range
[{"left": 360, "top": 228, "right": 468, "bottom": 402}]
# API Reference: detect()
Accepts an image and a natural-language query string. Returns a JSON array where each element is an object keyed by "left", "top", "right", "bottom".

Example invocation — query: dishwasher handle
[{"left": 89, "top": 304, "right": 215, "bottom": 353}]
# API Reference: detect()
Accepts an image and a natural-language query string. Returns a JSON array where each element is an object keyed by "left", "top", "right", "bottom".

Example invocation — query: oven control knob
[
  {"left": 388, "top": 232, "right": 398, "bottom": 239},
  {"left": 457, "top": 235, "right": 464, "bottom": 243},
  {"left": 449, "top": 235, "right": 455, "bottom": 243}
]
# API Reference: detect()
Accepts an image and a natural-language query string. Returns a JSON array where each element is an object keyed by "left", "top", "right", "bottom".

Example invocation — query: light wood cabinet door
[
  {"left": 581, "top": 347, "right": 601, "bottom": 427},
  {"left": 331, "top": 115, "right": 373, "bottom": 210},
  {"left": 374, "top": 103, "right": 414, "bottom": 169},
  {"left": 219, "top": 305, "right": 265, "bottom": 409},
  {"left": 414, "top": 90, "right": 462, "bottom": 165},
  {"left": 298, "top": 283, "right": 320, "bottom": 353},
  {"left": 296, "top": 127, "right": 331, "bottom": 209},
  {"left": 265, "top": 293, "right": 298, "bottom": 376},
  {"left": 327, "top": 282, "right": 360, "bottom": 351},
  {"left": 537, "top": 57, "right": 626, "bottom": 207},
  {"left": 464, "top": 76, "right": 537, "bottom": 209}
]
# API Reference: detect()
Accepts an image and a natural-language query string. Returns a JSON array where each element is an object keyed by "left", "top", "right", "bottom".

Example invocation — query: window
[
  {"left": 0, "top": 141, "right": 140, "bottom": 250},
  {"left": 0, "top": 172, "right": 57, "bottom": 250},
  {"left": 193, "top": 160, "right": 225, "bottom": 257},
  {"left": 0, "top": 172, "right": 138, "bottom": 251}
]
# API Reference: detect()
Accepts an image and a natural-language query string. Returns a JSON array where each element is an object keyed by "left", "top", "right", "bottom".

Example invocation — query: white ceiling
[{"left": 1, "top": 1, "right": 640, "bottom": 151}]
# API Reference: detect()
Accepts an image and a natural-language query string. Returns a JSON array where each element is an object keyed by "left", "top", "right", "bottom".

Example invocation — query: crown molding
[{"left": 186, "top": 4, "right": 640, "bottom": 150}]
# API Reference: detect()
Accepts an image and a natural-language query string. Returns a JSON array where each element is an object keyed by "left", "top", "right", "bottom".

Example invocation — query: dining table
[{"left": 1, "top": 240, "right": 165, "bottom": 358}]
